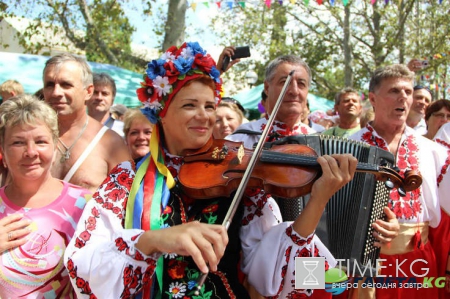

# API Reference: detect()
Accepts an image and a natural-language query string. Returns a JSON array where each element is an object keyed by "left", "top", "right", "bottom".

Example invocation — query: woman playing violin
[{"left": 65, "top": 42, "right": 360, "bottom": 298}]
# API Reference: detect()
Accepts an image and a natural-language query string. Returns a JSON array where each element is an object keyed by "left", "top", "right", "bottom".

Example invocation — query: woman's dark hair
[{"left": 425, "top": 100, "right": 450, "bottom": 121}]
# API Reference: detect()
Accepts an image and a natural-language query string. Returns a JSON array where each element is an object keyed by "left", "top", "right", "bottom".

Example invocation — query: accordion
[{"left": 263, "top": 134, "right": 395, "bottom": 274}]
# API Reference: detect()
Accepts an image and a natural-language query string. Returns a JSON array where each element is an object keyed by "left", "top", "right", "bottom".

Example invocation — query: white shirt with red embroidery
[
  {"left": 350, "top": 125, "right": 447, "bottom": 227},
  {"left": 227, "top": 118, "right": 316, "bottom": 149},
  {"left": 64, "top": 159, "right": 335, "bottom": 299},
  {"left": 433, "top": 123, "right": 450, "bottom": 214}
]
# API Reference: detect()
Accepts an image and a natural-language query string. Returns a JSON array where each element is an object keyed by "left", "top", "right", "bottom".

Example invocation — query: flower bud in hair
[{"left": 136, "top": 42, "right": 223, "bottom": 124}]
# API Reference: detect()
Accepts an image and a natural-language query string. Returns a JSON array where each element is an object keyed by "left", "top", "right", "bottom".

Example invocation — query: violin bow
[{"left": 194, "top": 70, "right": 296, "bottom": 295}]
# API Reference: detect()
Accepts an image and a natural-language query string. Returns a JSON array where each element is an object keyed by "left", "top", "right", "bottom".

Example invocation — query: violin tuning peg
[
  {"left": 384, "top": 179, "right": 394, "bottom": 190},
  {"left": 398, "top": 187, "right": 407, "bottom": 197}
]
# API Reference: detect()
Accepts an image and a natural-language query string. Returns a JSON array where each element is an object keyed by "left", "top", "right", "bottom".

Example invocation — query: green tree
[
  {"left": 212, "top": 0, "right": 449, "bottom": 100},
  {"left": 0, "top": 0, "right": 181, "bottom": 72}
]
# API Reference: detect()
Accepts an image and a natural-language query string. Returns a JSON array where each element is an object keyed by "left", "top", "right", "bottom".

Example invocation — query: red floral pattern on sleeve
[
  {"left": 241, "top": 188, "right": 270, "bottom": 226},
  {"left": 435, "top": 140, "right": 450, "bottom": 187}
]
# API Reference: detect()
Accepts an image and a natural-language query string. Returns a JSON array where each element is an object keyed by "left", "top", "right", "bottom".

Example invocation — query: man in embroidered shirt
[
  {"left": 228, "top": 55, "right": 400, "bottom": 299},
  {"left": 43, "top": 53, "right": 131, "bottom": 193},
  {"left": 228, "top": 55, "right": 316, "bottom": 149},
  {"left": 322, "top": 87, "right": 363, "bottom": 138},
  {"left": 349, "top": 64, "right": 447, "bottom": 299},
  {"left": 87, "top": 72, "right": 126, "bottom": 137}
]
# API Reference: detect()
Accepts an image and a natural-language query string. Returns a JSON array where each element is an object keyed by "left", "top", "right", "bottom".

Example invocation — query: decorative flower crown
[{"left": 137, "top": 42, "right": 223, "bottom": 124}]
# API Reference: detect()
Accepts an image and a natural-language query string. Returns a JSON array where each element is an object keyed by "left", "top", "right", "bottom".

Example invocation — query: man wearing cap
[
  {"left": 406, "top": 85, "right": 432, "bottom": 135},
  {"left": 110, "top": 104, "right": 127, "bottom": 121},
  {"left": 87, "top": 72, "right": 126, "bottom": 137},
  {"left": 322, "top": 87, "right": 363, "bottom": 138}
]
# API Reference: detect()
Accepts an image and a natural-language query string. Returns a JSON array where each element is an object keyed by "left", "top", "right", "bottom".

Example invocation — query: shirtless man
[{"left": 43, "top": 53, "right": 131, "bottom": 192}]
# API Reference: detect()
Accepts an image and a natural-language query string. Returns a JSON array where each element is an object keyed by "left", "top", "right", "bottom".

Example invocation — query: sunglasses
[{"left": 221, "top": 97, "right": 246, "bottom": 114}]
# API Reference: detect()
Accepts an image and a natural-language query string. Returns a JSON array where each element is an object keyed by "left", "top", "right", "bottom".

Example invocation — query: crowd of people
[{"left": 0, "top": 41, "right": 449, "bottom": 299}]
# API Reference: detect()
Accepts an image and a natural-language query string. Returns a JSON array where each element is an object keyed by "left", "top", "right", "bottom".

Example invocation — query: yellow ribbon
[{"left": 150, "top": 126, "right": 175, "bottom": 189}]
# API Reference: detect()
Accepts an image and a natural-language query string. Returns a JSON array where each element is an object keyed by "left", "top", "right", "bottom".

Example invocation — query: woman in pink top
[{"left": 0, "top": 94, "right": 91, "bottom": 298}]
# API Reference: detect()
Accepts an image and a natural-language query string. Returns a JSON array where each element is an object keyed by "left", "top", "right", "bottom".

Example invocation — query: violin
[{"left": 178, "top": 138, "right": 422, "bottom": 199}]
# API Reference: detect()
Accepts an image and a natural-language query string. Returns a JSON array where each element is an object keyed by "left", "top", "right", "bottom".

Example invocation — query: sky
[{"left": 126, "top": 1, "right": 222, "bottom": 58}]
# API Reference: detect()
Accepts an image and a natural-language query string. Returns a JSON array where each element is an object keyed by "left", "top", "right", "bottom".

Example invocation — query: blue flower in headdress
[
  {"left": 146, "top": 59, "right": 166, "bottom": 80},
  {"left": 210, "top": 66, "right": 221, "bottom": 83},
  {"left": 140, "top": 106, "right": 159, "bottom": 124},
  {"left": 187, "top": 42, "right": 206, "bottom": 55},
  {"left": 174, "top": 56, "right": 195, "bottom": 75}
]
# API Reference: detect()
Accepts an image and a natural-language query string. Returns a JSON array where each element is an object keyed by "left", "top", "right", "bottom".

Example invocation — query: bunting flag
[{"left": 188, "top": 0, "right": 446, "bottom": 10}]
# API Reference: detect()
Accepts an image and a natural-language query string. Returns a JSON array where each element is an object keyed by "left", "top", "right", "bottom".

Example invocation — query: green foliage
[
  {"left": 212, "top": 0, "right": 450, "bottom": 100},
  {"left": 1, "top": 0, "right": 155, "bottom": 72},
  {"left": 84, "top": 0, "right": 135, "bottom": 70}
]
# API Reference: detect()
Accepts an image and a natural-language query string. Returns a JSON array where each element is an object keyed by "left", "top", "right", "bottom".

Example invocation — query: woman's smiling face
[{"left": 161, "top": 80, "right": 216, "bottom": 156}]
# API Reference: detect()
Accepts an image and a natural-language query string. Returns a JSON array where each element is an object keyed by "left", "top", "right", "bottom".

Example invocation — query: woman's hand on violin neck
[
  {"left": 311, "top": 154, "right": 358, "bottom": 203},
  {"left": 136, "top": 222, "right": 228, "bottom": 273}
]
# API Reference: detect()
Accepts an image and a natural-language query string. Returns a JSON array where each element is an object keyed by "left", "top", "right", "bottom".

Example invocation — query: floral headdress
[{"left": 136, "top": 41, "right": 223, "bottom": 123}]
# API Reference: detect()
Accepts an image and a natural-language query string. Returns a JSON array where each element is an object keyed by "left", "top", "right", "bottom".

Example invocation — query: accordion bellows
[{"left": 266, "top": 135, "right": 395, "bottom": 275}]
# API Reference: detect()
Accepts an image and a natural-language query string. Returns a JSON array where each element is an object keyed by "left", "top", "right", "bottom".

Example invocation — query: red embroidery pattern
[
  {"left": 285, "top": 226, "right": 313, "bottom": 246},
  {"left": 121, "top": 265, "right": 146, "bottom": 299},
  {"left": 361, "top": 126, "right": 422, "bottom": 220},
  {"left": 436, "top": 138, "right": 450, "bottom": 150},
  {"left": 93, "top": 164, "right": 134, "bottom": 220},
  {"left": 215, "top": 271, "right": 237, "bottom": 298},
  {"left": 267, "top": 246, "right": 291, "bottom": 299},
  {"left": 241, "top": 188, "right": 269, "bottom": 226},
  {"left": 66, "top": 258, "right": 97, "bottom": 299},
  {"left": 260, "top": 120, "right": 314, "bottom": 139},
  {"left": 437, "top": 150, "right": 450, "bottom": 187}
]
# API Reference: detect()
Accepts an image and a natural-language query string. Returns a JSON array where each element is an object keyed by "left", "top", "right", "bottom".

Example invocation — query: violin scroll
[{"left": 373, "top": 166, "right": 422, "bottom": 197}]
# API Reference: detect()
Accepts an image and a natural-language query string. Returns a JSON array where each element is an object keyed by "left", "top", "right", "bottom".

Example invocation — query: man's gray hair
[
  {"left": 44, "top": 53, "right": 93, "bottom": 88},
  {"left": 369, "top": 64, "right": 414, "bottom": 93},
  {"left": 265, "top": 55, "right": 311, "bottom": 86}
]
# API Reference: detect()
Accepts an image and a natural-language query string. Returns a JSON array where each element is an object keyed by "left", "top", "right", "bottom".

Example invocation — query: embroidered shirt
[
  {"left": 64, "top": 156, "right": 334, "bottom": 299},
  {"left": 350, "top": 125, "right": 446, "bottom": 227}
]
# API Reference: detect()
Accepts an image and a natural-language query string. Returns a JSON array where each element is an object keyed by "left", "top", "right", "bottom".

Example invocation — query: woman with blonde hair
[
  {"left": 213, "top": 98, "right": 245, "bottom": 139},
  {"left": 0, "top": 94, "right": 91, "bottom": 298},
  {"left": 122, "top": 108, "right": 153, "bottom": 163}
]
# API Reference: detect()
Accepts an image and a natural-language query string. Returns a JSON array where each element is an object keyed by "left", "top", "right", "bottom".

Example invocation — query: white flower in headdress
[
  {"left": 161, "top": 51, "right": 176, "bottom": 62},
  {"left": 153, "top": 76, "right": 172, "bottom": 96},
  {"left": 143, "top": 101, "right": 162, "bottom": 110},
  {"left": 180, "top": 46, "right": 194, "bottom": 60}
]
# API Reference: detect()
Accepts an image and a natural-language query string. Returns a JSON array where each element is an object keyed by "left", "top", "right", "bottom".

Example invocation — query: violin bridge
[{"left": 237, "top": 144, "right": 244, "bottom": 164}]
